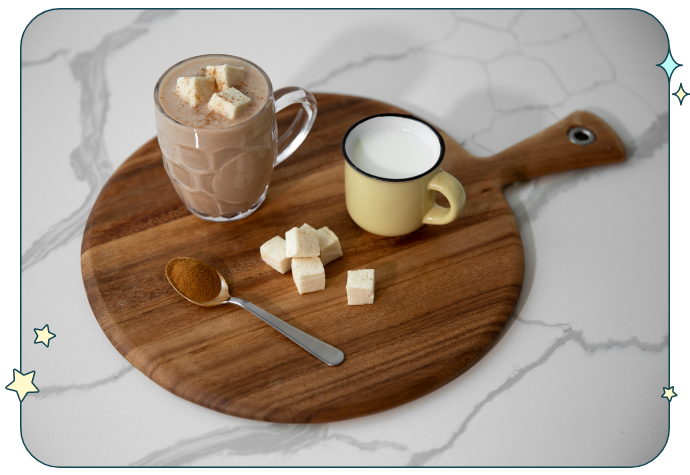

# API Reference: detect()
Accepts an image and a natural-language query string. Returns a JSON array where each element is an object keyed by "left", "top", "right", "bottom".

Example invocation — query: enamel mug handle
[
  {"left": 273, "top": 87, "right": 318, "bottom": 166},
  {"left": 423, "top": 169, "right": 467, "bottom": 225}
]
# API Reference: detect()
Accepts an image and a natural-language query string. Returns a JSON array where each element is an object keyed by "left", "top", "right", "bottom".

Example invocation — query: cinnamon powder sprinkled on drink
[
  {"left": 163, "top": 58, "right": 267, "bottom": 129},
  {"left": 167, "top": 258, "right": 221, "bottom": 302}
]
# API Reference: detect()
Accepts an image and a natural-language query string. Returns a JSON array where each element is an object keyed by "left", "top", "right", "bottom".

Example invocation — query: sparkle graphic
[
  {"left": 34, "top": 324, "right": 56, "bottom": 347},
  {"left": 662, "top": 386, "right": 677, "bottom": 402},
  {"left": 673, "top": 83, "right": 688, "bottom": 105},
  {"left": 657, "top": 50, "right": 682, "bottom": 81},
  {"left": 5, "top": 369, "right": 39, "bottom": 402}
]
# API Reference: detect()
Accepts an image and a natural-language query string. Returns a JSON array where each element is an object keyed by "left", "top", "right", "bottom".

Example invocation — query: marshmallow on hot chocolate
[
  {"left": 176, "top": 76, "right": 215, "bottom": 107},
  {"left": 206, "top": 64, "right": 245, "bottom": 91},
  {"left": 208, "top": 87, "right": 252, "bottom": 120}
]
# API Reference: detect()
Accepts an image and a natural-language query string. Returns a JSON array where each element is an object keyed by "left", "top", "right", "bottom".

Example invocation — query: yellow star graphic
[
  {"left": 662, "top": 386, "right": 677, "bottom": 401},
  {"left": 5, "top": 369, "right": 39, "bottom": 402},
  {"left": 34, "top": 324, "right": 56, "bottom": 347},
  {"left": 673, "top": 83, "right": 687, "bottom": 105}
]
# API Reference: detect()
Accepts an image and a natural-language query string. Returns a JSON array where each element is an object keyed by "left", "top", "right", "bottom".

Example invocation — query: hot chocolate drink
[{"left": 154, "top": 55, "right": 277, "bottom": 220}]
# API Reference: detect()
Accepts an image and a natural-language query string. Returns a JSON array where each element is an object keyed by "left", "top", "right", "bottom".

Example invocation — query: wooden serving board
[{"left": 81, "top": 94, "right": 625, "bottom": 423}]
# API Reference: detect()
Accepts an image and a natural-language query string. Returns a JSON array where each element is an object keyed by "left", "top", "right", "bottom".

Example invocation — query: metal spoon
[{"left": 165, "top": 257, "right": 345, "bottom": 366}]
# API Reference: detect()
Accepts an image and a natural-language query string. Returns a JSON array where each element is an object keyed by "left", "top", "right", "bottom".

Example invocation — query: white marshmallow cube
[
  {"left": 207, "top": 87, "right": 252, "bottom": 120},
  {"left": 317, "top": 227, "right": 343, "bottom": 266},
  {"left": 347, "top": 269, "right": 375, "bottom": 305},
  {"left": 292, "top": 257, "right": 325, "bottom": 294},
  {"left": 206, "top": 64, "right": 245, "bottom": 91},
  {"left": 176, "top": 76, "right": 215, "bottom": 107},
  {"left": 260, "top": 236, "right": 291, "bottom": 274},
  {"left": 286, "top": 225, "right": 320, "bottom": 258},
  {"left": 300, "top": 223, "right": 318, "bottom": 235}
]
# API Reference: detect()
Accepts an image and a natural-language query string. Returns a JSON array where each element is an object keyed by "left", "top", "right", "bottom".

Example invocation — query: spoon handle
[{"left": 229, "top": 297, "right": 345, "bottom": 366}]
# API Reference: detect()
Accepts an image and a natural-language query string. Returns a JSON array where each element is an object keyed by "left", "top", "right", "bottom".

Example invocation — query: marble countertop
[{"left": 17, "top": 9, "right": 671, "bottom": 467}]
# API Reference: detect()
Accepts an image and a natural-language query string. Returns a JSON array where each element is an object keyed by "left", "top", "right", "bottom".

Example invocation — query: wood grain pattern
[{"left": 81, "top": 94, "right": 625, "bottom": 423}]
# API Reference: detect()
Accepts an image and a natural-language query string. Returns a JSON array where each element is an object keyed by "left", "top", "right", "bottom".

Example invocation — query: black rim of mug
[{"left": 341, "top": 113, "right": 446, "bottom": 183}]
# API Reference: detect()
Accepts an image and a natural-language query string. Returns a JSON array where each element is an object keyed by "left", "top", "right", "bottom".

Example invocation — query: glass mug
[
  {"left": 154, "top": 54, "right": 317, "bottom": 222},
  {"left": 342, "top": 114, "right": 466, "bottom": 237}
]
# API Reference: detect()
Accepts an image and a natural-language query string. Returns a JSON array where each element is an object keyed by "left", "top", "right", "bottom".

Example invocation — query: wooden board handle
[{"left": 487, "top": 110, "right": 626, "bottom": 187}]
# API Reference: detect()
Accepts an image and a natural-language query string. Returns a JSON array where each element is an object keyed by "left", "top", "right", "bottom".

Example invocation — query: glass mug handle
[
  {"left": 422, "top": 169, "right": 467, "bottom": 225},
  {"left": 273, "top": 87, "right": 318, "bottom": 166}
]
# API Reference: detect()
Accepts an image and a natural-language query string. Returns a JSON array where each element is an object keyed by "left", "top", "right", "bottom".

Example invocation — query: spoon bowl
[
  {"left": 165, "top": 257, "right": 230, "bottom": 306},
  {"left": 165, "top": 257, "right": 345, "bottom": 366}
]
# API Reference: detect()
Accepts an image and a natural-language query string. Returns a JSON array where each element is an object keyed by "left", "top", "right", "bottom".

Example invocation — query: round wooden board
[{"left": 81, "top": 94, "right": 625, "bottom": 423}]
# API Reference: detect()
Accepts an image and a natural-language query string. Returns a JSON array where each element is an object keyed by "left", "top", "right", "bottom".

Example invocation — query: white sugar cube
[
  {"left": 286, "top": 225, "right": 320, "bottom": 258},
  {"left": 207, "top": 87, "right": 252, "bottom": 120},
  {"left": 206, "top": 64, "right": 244, "bottom": 91},
  {"left": 260, "top": 236, "right": 291, "bottom": 274},
  {"left": 176, "top": 76, "right": 216, "bottom": 107},
  {"left": 292, "top": 257, "right": 325, "bottom": 294},
  {"left": 347, "top": 269, "right": 375, "bottom": 305},
  {"left": 317, "top": 226, "right": 343, "bottom": 266}
]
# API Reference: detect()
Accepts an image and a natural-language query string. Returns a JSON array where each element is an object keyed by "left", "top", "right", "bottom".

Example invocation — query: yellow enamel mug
[{"left": 342, "top": 114, "right": 466, "bottom": 237}]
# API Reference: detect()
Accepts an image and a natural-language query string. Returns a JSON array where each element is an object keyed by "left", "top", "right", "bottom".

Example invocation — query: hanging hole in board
[{"left": 568, "top": 127, "right": 596, "bottom": 145}]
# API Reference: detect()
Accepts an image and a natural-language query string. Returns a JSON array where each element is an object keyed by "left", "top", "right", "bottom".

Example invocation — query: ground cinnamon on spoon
[{"left": 167, "top": 258, "right": 221, "bottom": 302}]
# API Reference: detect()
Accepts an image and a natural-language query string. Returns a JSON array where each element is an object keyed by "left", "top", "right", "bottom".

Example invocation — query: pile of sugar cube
[
  {"left": 260, "top": 224, "right": 375, "bottom": 305},
  {"left": 177, "top": 64, "right": 251, "bottom": 119}
]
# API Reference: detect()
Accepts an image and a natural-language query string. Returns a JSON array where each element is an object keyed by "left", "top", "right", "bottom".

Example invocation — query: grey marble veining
[
  {"left": 305, "top": 12, "right": 465, "bottom": 90},
  {"left": 407, "top": 328, "right": 668, "bottom": 466},
  {"left": 133, "top": 423, "right": 410, "bottom": 466},
  {"left": 134, "top": 425, "right": 330, "bottom": 466},
  {"left": 21, "top": 48, "right": 69, "bottom": 67},
  {"left": 32, "top": 365, "right": 134, "bottom": 399},
  {"left": 21, "top": 10, "right": 177, "bottom": 272},
  {"left": 302, "top": 9, "right": 664, "bottom": 159}
]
